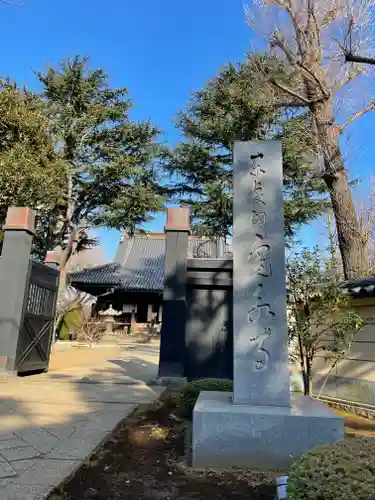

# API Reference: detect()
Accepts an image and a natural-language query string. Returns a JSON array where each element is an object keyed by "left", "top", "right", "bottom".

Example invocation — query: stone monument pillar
[
  {"left": 192, "top": 141, "right": 344, "bottom": 471},
  {"left": 233, "top": 141, "right": 290, "bottom": 407}
]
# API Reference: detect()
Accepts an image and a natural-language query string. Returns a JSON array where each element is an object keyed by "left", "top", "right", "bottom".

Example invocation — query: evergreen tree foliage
[
  {"left": 164, "top": 55, "right": 328, "bottom": 240},
  {"left": 0, "top": 80, "right": 64, "bottom": 228},
  {"left": 35, "top": 56, "right": 163, "bottom": 281}
]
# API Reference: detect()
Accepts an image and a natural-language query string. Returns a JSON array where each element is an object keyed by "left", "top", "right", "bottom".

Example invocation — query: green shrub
[
  {"left": 58, "top": 308, "right": 82, "bottom": 340},
  {"left": 288, "top": 437, "right": 375, "bottom": 500},
  {"left": 178, "top": 378, "right": 233, "bottom": 419}
]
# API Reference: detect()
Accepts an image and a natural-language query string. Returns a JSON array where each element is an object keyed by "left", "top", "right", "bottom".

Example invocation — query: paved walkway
[{"left": 0, "top": 344, "right": 163, "bottom": 500}]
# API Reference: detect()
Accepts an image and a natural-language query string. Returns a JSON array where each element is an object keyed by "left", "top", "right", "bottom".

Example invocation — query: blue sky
[{"left": 2, "top": 0, "right": 374, "bottom": 260}]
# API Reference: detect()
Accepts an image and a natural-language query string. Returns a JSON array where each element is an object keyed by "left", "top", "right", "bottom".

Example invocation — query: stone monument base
[{"left": 193, "top": 391, "right": 344, "bottom": 472}]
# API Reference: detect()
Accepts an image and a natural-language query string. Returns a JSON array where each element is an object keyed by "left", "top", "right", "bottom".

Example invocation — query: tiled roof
[
  {"left": 116, "top": 237, "right": 166, "bottom": 291},
  {"left": 69, "top": 263, "right": 121, "bottom": 287},
  {"left": 70, "top": 237, "right": 166, "bottom": 293},
  {"left": 71, "top": 234, "right": 375, "bottom": 299},
  {"left": 341, "top": 276, "right": 375, "bottom": 298},
  {"left": 69, "top": 234, "right": 232, "bottom": 294}
]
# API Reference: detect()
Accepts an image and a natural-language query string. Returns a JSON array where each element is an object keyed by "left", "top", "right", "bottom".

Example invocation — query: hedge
[
  {"left": 288, "top": 437, "right": 375, "bottom": 500},
  {"left": 178, "top": 378, "right": 233, "bottom": 419}
]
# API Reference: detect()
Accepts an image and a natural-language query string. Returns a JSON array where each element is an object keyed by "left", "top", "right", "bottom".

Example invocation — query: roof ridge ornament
[{"left": 99, "top": 304, "right": 122, "bottom": 316}]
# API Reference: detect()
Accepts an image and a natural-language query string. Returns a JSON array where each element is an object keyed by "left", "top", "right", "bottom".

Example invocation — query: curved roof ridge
[
  {"left": 121, "top": 235, "right": 135, "bottom": 265},
  {"left": 72, "top": 262, "right": 118, "bottom": 275}
]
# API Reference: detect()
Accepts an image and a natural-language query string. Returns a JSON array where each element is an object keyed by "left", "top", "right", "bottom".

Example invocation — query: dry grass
[{"left": 332, "top": 408, "right": 375, "bottom": 438}]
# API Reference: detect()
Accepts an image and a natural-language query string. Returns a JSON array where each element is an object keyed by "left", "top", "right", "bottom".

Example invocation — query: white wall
[{"left": 311, "top": 300, "right": 375, "bottom": 404}]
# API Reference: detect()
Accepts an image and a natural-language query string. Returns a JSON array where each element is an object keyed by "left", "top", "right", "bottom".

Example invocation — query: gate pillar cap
[
  {"left": 45, "top": 250, "right": 60, "bottom": 266},
  {"left": 3, "top": 207, "right": 36, "bottom": 235},
  {"left": 165, "top": 207, "right": 190, "bottom": 233}
]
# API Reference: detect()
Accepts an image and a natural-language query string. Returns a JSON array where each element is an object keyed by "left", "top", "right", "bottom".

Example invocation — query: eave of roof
[
  {"left": 341, "top": 276, "right": 375, "bottom": 298},
  {"left": 69, "top": 238, "right": 165, "bottom": 293},
  {"left": 69, "top": 234, "right": 233, "bottom": 294}
]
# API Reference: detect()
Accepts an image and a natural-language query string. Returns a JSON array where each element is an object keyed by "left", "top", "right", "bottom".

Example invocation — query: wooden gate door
[{"left": 16, "top": 261, "right": 59, "bottom": 373}]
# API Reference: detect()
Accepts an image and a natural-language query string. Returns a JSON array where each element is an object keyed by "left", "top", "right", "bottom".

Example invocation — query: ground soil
[
  {"left": 48, "top": 392, "right": 276, "bottom": 500},
  {"left": 48, "top": 346, "right": 122, "bottom": 372},
  {"left": 49, "top": 338, "right": 160, "bottom": 372}
]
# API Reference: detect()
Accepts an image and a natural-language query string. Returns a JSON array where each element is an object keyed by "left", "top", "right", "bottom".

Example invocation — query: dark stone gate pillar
[
  {"left": 0, "top": 207, "right": 35, "bottom": 375},
  {"left": 158, "top": 208, "right": 190, "bottom": 379}
]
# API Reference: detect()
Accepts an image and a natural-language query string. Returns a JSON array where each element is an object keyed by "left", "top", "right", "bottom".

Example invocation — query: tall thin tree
[{"left": 244, "top": 0, "right": 375, "bottom": 279}]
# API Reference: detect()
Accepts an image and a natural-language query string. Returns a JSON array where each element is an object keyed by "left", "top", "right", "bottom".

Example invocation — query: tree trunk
[
  {"left": 305, "top": 353, "right": 312, "bottom": 396},
  {"left": 297, "top": 333, "right": 308, "bottom": 393},
  {"left": 59, "top": 224, "right": 77, "bottom": 291},
  {"left": 59, "top": 171, "right": 76, "bottom": 291},
  {"left": 317, "top": 359, "right": 338, "bottom": 400},
  {"left": 325, "top": 170, "right": 368, "bottom": 279},
  {"left": 327, "top": 214, "right": 341, "bottom": 281},
  {"left": 311, "top": 99, "right": 368, "bottom": 279},
  {"left": 290, "top": 16, "right": 368, "bottom": 280},
  {"left": 59, "top": 140, "right": 78, "bottom": 291}
]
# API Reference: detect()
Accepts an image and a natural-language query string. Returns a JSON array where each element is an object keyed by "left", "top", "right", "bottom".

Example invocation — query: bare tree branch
[
  {"left": 335, "top": 66, "right": 365, "bottom": 91},
  {"left": 270, "top": 79, "right": 310, "bottom": 104},
  {"left": 321, "top": 6, "right": 339, "bottom": 29},
  {"left": 270, "top": 29, "right": 329, "bottom": 99},
  {"left": 278, "top": 101, "right": 314, "bottom": 108},
  {"left": 270, "top": 30, "right": 297, "bottom": 66},
  {"left": 243, "top": 0, "right": 374, "bottom": 278},
  {"left": 271, "top": 78, "right": 327, "bottom": 106},
  {"left": 337, "top": 100, "right": 375, "bottom": 133},
  {"left": 345, "top": 53, "right": 375, "bottom": 65},
  {"left": 0, "top": 0, "right": 24, "bottom": 5},
  {"left": 297, "top": 61, "right": 330, "bottom": 99}
]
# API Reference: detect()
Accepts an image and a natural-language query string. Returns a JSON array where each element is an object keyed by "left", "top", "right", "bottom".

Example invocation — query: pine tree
[
  {"left": 164, "top": 55, "right": 328, "bottom": 241},
  {"left": 36, "top": 56, "right": 163, "bottom": 286}
]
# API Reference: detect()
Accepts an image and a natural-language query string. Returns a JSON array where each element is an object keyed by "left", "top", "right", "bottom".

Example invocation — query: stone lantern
[{"left": 99, "top": 304, "right": 122, "bottom": 340}]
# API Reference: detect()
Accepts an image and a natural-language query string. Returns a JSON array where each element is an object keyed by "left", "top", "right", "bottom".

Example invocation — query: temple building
[{"left": 69, "top": 232, "right": 231, "bottom": 331}]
